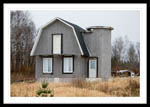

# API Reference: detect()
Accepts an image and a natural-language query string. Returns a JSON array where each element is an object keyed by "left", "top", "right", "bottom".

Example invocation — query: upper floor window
[{"left": 53, "top": 34, "right": 62, "bottom": 54}]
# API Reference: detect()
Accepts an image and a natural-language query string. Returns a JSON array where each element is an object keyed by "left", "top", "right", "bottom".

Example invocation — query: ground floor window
[
  {"left": 43, "top": 58, "right": 52, "bottom": 73},
  {"left": 63, "top": 56, "right": 73, "bottom": 73}
]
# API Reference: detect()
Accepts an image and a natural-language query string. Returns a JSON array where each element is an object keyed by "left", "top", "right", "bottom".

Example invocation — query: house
[{"left": 30, "top": 17, "right": 113, "bottom": 82}]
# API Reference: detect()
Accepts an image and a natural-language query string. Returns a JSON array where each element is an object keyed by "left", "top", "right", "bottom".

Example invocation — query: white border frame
[{"left": 4, "top": 3, "right": 147, "bottom": 104}]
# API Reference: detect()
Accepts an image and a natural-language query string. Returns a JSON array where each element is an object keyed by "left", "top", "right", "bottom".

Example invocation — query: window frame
[
  {"left": 62, "top": 56, "right": 74, "bottom": 74},
  {"left": 52, "top": 33, "right": 63, "bottom": 54},
  {"left": 42, "top": 56, "right": 53, "bottom": 74}
]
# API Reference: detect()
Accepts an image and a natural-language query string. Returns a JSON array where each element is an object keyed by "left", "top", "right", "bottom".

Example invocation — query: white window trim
[
  {"left": 63, "top": 57, "right": 73, "bottom": 73},
  {"left": 43, "top": 57, "right": 53, "bottom": 73}
]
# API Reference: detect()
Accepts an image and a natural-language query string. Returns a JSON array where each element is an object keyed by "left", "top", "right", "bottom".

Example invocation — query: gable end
[{"left": 30, "top": 17, "right": 89, "bottom": 56}]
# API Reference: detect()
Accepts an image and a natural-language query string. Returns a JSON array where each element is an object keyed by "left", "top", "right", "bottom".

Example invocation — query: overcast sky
[{"left": 29, "top": 10, "right": 140, "bottom": 44}]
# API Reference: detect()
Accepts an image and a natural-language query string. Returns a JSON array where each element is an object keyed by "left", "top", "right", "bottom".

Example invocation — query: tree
[
  {"left": 112, "top": 37, "right": 124, "bottom": 62},
  {"left": 135, "top": 42, "right": 140, "bottom": 74},
  {"left": 11, "top": 11, "right": 36, "bottom": 73},
  {"left": 112, "top": 37, "right": 124, "bottom": 71},
  {"left": 136, "top": 42, "right": 140, "bottom": 63},
  {"left": 128, "top": 43, "right": 136, "bottom": 63},
  {"left": 111, "top": 36, "right": 140, "bottom": 74},
  {"left": 127, "top": 42, "right": 140, "bottom": 73}
]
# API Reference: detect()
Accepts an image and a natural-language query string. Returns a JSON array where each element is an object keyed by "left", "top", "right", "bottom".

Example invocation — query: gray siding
[
  {"left": 34, "top": 20, "right": 81, "bottom": 55},
  {"left": 83, "top": 29, "right": 111, "bottom": 80},
  {"left": 35, "top": 55, "right": 87, "bottom": 81},
  {"left": 33, "top": 19, "right": 112, "bottom": 81}
]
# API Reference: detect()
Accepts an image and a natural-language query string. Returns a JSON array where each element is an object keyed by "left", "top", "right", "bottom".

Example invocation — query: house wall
[
  {"left": 35, "top": 55, "right": 87, "bottom": 81},
  {"left": 33, "top": 19, "right": 111, "bottom": 81},
  {"left": 83, "top": 29, "right": 112, "bottom": 80},
  {"left": 34, "top": 20, "right": 81, "bottom": 55},
  {"left": 33, "top": 20, "right": 90, "bottom": 81}
]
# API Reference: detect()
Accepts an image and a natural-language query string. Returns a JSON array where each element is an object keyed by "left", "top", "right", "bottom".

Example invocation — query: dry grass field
[{"left": 11, "top": 77, "right": 140, "bottom": 97}]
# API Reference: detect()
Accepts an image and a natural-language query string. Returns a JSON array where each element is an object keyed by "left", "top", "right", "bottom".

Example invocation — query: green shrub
[
  {"left": 36, "top": 89, "right": 43, "bottom": 96},
  {"left": 42, "top": 81, "right": 48, "bottom": 89},
  {"left": 36, "top": 81, "right": 54, "bottom": 97}
]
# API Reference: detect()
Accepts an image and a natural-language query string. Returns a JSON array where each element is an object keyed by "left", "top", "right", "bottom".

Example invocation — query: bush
[
  {"left": 42, "top": 81, "right": 48, "bottom": 89},
  {"left": 36, "top": 81, "right": 54, "bottom": 97},
  {"left": 36, "top": 88, "right": 43, "bottom": 96}
]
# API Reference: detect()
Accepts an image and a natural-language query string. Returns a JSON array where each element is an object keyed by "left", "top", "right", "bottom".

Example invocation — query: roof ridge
[{"left": 57, "top": 17, "right": 86, "bottom": 31}]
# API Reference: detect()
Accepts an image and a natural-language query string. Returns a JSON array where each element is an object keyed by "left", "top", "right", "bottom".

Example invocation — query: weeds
[
  {"left": 11, "top": 77, "right": 140, "bottom": 97},
  {"left": 71, "top": 77, "right": 140, "bottom": 97},
  {"left": 71, "top": 78, "right": 91, "bottom": 88},
  {"left": 125, "top": 79, "right": 140, "bottom": 96}
]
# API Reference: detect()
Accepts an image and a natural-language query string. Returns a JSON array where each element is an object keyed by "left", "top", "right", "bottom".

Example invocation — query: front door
[{"left": 89, "top": 58, "right": 97, "bottom": 78}]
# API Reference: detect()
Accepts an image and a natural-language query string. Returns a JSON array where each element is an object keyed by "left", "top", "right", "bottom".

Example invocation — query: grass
[{"left": 11, "top": 77, "right": 140, "bottom": 97}]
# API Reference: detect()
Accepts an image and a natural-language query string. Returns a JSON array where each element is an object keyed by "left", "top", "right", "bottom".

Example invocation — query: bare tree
[
  {"left": 112, "top": 37, "right": 124, "bottom": 62},
  {"left": 11, "top": 11, "right": 36, "bottom": 74},
  {"left": 135, "top": 42, "right": 140, "bottom": 74},
  {"left": 136, "top": 42, "right": 140, "bottom": 63},
  {"left": 126, "top": 42, "right": 140, "bottom": 74},
  {"left": 111, "top": 36, "right": 140, "bottom": 74},
  {"left": 111, "top": 37, "right": 124, "bottom": 71},
  {"left": 128, "top": 43, "right": 137, "bottom": 63}
]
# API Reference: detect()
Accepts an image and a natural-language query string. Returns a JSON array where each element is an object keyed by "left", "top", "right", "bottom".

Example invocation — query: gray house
[{"left": 30, "top": 17, "right": 113, "bottom": 82}]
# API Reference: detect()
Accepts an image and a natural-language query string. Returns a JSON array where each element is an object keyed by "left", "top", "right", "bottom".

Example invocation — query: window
[
  {"left": 43, "top": 58, "right": 52, "bottom": 73},
  {"left": 63, "top": 57, "right": 73, "bottom": 73},
  {"left": 53, "top": 34, "right": 62, "bottom": 54},
  {"left": 90, "top": 60, "right": 96, "bottom": 69}
]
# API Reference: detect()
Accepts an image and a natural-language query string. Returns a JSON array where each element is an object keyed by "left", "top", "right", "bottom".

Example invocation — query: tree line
[
  {"left": 111, "top": 36, "right": 140, "bottom": 74},
  {"left": 11, "top": 11, "right": 36, "bottom": 75}
]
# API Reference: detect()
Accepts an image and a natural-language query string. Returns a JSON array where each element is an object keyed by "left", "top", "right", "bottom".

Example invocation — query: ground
[{"left": 11, "top": 77, "right": 140, "bottom": 97}]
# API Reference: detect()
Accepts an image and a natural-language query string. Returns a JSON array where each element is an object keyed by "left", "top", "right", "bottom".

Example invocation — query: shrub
[
  {"left": 36, "top": 81, "right": 54, "bottom": 97},
  {"left": 36, "top": 88, "right": 43, "bottom": 96},
  {"left": 42, "top": 81, "right": 48, "bottom": 89}
]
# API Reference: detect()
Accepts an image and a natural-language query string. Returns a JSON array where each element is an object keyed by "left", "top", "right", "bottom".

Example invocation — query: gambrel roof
[
  {"left": 59, "top": 18, "right": 89, "bottom": 56},
  {"left": 30, "top": 17, "right": 89, "bottom": 56}
]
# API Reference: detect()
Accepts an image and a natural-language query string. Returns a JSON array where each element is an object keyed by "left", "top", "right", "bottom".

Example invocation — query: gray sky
[{"left": 29, "top": 10, "right": 140, "bottom": 43}]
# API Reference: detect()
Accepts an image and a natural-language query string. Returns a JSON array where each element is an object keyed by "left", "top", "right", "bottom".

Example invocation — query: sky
[{"left": 29, "top": 10, "right": 140, "bottom": 44}]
